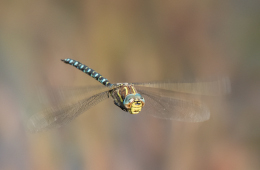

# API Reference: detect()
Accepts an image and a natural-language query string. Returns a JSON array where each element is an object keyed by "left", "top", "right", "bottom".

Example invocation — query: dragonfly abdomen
[{"left": 61, "top": 59, "right": 112, "bottom": 87}]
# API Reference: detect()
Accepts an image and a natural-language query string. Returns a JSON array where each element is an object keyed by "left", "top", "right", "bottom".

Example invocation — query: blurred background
[{"left": 0, "top": 0, "right": 259, "bottom": 170}]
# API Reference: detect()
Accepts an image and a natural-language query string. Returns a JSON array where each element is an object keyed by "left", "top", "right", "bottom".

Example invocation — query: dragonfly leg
[{"left": 113, "top": 101, "right": 128, "bottom": 112}]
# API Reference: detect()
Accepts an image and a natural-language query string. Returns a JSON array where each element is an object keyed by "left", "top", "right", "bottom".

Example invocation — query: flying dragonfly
[{"left": 27, "top": 59, "right": 230, "bottom": 132}]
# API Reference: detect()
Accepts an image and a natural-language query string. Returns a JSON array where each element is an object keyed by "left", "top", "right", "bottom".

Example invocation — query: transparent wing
[
  {"left": 36, "top": 85, "right": 111, "bottom": 106},
  {"left": 27, "top": 91, "right": 109, "bottom": 132},
  {"left": 133, "top": 77, "right": 231, "bottom": 96},
  {"left": 137, "top": 88, "right": 210, "bottom": 122}
]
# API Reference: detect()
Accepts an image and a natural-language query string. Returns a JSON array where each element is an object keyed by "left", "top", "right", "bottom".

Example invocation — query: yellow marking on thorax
[
  {"left": 124, "top": 87, "right": 128, "bottom": 96},
  {"left": 131, "top": 86, "right": 136, "bottom": 94},
  {"left": 117, "top": 90, "right": 123, "bottom": 102}
]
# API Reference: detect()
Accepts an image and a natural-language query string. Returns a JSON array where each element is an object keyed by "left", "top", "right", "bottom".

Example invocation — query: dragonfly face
[{"left": 123, "top": 93, "right": 145, "bottom": 114}]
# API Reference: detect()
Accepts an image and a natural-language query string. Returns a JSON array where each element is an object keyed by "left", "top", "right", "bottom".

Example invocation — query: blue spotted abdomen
[{"left": 61, "top": 59, "right": 112, "bottom": 87}]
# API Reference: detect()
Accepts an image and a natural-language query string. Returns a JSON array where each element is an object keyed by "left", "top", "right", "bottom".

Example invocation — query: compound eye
[{"left": 129, "top": 98, "right": 134, "bottom": 103}]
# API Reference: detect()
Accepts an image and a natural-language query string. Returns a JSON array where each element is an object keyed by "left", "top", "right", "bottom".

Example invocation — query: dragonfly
[{"left": 27, "top": 59, "right": 230, "bottom": 132}]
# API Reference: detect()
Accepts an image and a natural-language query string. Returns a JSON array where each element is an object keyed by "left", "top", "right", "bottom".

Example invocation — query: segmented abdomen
[{"left": 61, "top": 58, "right": 112, "bottom": 87}]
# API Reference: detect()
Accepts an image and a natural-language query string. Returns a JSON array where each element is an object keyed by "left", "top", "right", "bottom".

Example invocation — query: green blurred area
[{"left": 0, "top": 0, "right": 260, "bottom": 170}]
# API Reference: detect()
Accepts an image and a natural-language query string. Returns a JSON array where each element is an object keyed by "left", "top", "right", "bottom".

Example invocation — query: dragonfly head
[{"left": 123, "top": 93, "right": 145, "bottom": 114}]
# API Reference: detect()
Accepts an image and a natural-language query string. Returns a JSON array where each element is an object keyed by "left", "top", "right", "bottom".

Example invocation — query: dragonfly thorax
[{"left": 110, "top": 84, "right": 145, "bottom": 114}]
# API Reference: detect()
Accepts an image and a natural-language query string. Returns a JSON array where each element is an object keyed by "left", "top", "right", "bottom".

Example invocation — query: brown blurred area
[{"left": 0, "top": 0, "right": 260, "bottom": 170}]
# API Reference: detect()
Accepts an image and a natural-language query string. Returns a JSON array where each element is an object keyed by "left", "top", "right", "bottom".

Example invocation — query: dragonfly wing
[
  {"left": 137, "top": 88, "right": 210, "bottom": 122},
  {"left": 28, "top": 91, "right": 109, "bottom": 132},
  {"left": 36, "top": 85, "right": 111, "bottom": 106},
  {"left": 134, "top": 77, "right": 230, "bottom": 96}
]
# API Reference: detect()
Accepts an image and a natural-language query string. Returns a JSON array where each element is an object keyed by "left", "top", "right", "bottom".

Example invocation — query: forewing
[
  {"left": 36, "top": 85, "right": 110, "bottom": 106},
  {"left": 27, "top": 91, "right": 109, "bottom": 132},
  {"left": 134, "top": 77, "right": 230, "bottom": 96}
]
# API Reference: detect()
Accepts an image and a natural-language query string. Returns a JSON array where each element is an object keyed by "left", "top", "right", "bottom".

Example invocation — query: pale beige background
[{"left": 0, "top": 0, "right": 259, "bottom": 170}]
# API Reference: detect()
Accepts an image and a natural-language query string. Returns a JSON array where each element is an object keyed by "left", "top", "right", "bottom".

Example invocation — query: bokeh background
[{"left": 0, "top": 0, "right": 260, "bottom": 170}]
